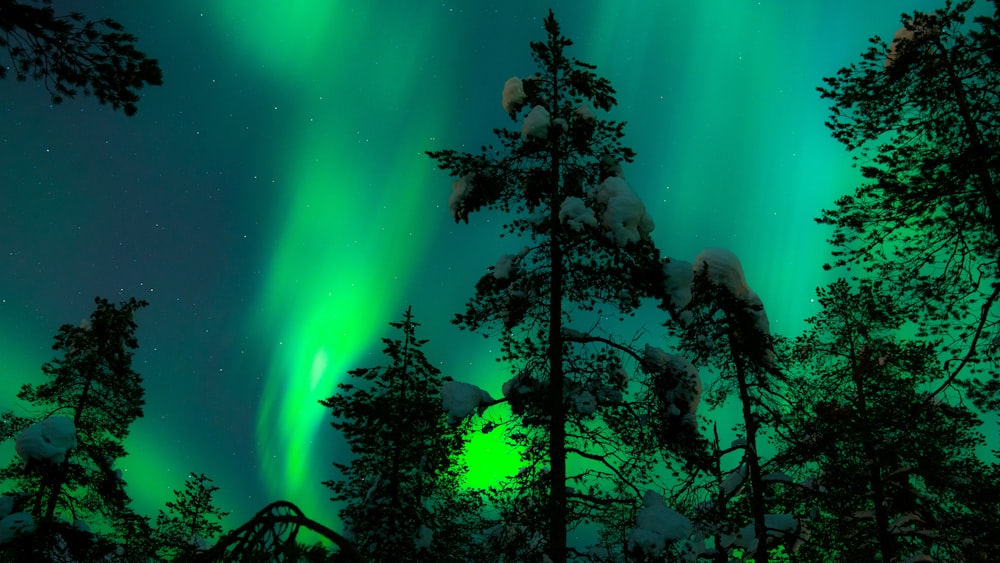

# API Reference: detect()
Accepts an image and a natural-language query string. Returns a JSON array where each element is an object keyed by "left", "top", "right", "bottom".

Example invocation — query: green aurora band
[{"left": 213, "top": 0, "right": 526, "bottom": 525}]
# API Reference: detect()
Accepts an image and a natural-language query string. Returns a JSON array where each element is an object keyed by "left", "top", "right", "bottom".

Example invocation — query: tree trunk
[
  {"left": 852, "top": 349, "right": 896, "bottom": 562},
  {"left": 733, "top": 354, "right": 769, "bottom": 563},
  {"left": 547, "top": 137, "right": 568, "bottom": 563},
  {"left": 43, "top": 370, "right": 94, "bottom": 522}
]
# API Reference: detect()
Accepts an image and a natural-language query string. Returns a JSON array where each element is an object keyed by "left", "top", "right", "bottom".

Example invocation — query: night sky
[{"left": 0, "top": 0, "right": 971, "bottom": 532}]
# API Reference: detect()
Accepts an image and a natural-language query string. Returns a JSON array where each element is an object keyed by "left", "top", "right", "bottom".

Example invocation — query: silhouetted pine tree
[
  {"left": 817, "top": 0, "right": 1000, "bottom": 396},
  {"left": 0, "top": 296, "right": 149, "bottom": 560},
  {"left": 154, "top": 473, "right": 229, "bottom": 560},
  {"left": 320, "top": 307, "right": 483, "bottom": 562},
  {"left": 428, "top": 10, "right": 674, "bottom": 562},
  {"left": 774, "top": 279, "right": 998, "bottom": 561}
]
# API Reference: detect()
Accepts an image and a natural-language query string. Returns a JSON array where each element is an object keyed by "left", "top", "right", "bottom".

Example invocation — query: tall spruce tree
[
  {"left": 428, "top": 11, "right": 668, "bottom": 562},
  {"left": 320, "top": 307, "right": 482, "bottom": 562},
  {"left": 817, "top": 0, "right": 1000, "bottom": 393},
  {"left": 774, "top": 279, "right": 997, "bottom": 561},
  {"left": 0, "top": 296, "right": 148, "bottom": 559}
]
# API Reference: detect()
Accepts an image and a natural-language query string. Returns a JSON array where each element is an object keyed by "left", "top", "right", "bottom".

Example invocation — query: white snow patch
[
  {"left": 762, "top": 471, "right": 794, "bottom": 483},
  {"left": 643, "top": 345, "right": 672, "bottom": 370},
  {"left": 643, "top": 345, "right": 701, "bottom": 415},
  {"left": 575, "top": 103, "right": 596, "bottom": 122},
  {"left": 16, "top": 416, "right": 77, "bottom": 465},
  {"left": 414, "top": 524, "right": 433, "bottom": 549},
  {"left": 449, "top": 173, "right": 474, "bottom": 222},
  {"left": 559, "top": 197, "right": 598, "bottom": 232},
  {"left": 721, "top": 464, "right": 747, "bottom": 497},
  {"left": 493, "top": 254, "right": 516, "bottom": 279},
  {"left": 0, "top": 512, "right": 35, "bottom": 544},
  {"left": 693, "top": 248, "right": 771, "bottom": 337},
  {"left": 502, "top": 77, "right": 527, "bottom": 113},
  {"left": 441, "top": 380, "right": 494, "bottom": 423},
  {"left": 694, "top": 248, "right": 752, "bottom": 300},
  {"left": 884, "top": 22, "right": 938, "bottom": 70},
  {"left": 590, "top": 177, "right": 654, "bottom": 246},
  {"left": 628, "top": 490, "right": 692, "bottom": 556},
  {"left": 663, "top": 258, "right": 694, "bottom": 310},
  {"left": 574, "top": 391, "right": 597, "bottom": 415},
  {"left": 522, "top": 105, "right": 551, "bottom": 139}
]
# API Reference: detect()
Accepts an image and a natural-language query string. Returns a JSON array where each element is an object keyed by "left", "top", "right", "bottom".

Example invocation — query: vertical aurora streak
[{"left": 212, "top": 1, "right": 453, "bottom": 523}]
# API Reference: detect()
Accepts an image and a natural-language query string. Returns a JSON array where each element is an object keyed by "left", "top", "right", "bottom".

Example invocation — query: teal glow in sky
[{"left": 0, "top": 0, "right": 968, "bottom": 533}]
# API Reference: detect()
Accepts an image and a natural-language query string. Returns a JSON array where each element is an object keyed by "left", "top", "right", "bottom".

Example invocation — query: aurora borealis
[{"left": 0, "top": 0, "right": 975, "bottom": 532}]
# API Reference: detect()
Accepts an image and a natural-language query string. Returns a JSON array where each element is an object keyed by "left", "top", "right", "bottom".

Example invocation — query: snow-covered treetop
[
  {"left": 693, "top": 248, "right": 752, "bottom": 301},
  {"left": 884, "top": 16, "right": 940, "bottom": 70}
]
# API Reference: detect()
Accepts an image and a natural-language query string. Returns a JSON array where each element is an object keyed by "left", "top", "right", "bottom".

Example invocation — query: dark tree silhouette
[
  {"left": 774, "top": 279, "right": 998, "bottom": 561},
  {"left": 320, "top": 307, "right": 482, "bottom": 562},
  {"left": 658, "top": 249, "right": 793, "bottom": 563},
  {"left": 0, "top": 296, "right": 149, "bottom": 559},
  {"left": 817, "top": 0, "right": 1000, "bottom": 392},
  {"left": 154, "top": 473, "right": 229, "bottom": 561},
  {"left": 0, "top": 0, "right": 162, "bottom": 114},
  {"left": 428, "top": 11, "right": 669, "bottom": 562},
  {"left": 196, "top": 500, "right": 363, "bottom": 563}
]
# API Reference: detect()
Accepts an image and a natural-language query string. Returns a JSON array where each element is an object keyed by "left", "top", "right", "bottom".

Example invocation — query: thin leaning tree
[{"left": 428, "top": 11, "right": 677, "bottom": 562}]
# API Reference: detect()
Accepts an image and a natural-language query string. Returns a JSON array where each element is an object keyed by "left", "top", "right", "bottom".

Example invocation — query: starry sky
[{"left": 0, "top": 0, "right": 975, "bottom": 533}]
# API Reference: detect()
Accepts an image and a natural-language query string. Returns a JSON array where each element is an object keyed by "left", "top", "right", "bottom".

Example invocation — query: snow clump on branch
[
  {"left": 693, "top": 248, "right": 771, "bottom": 336},
  {"left": 628, "top": 490, "right": 694, "bottom": 557},
  {"left": 0, "top": 512, "right": 35, "bottom": 545},
  {"left": 502, "top": 77, "right": 527, "bottom": 114},
  {"left": 15, "top": 416, "right": 77, "bottom": 466},
  {"left": 884, "top": 18, "right": 939, "bottom": 70},
  {"left": 575, "top": 103, "right": 596, "bottom": 122},
  {"left": 590, "top": 176, "right": 654, "bottom": 246},
  {"left": 559, "top": 197, "right": 598, "bottom": 232},
  {"left": 441, "top": 380, "right": 494, "bottom": 424},
  {"left": 449, "top": 173, "right": 474, "bottom": 223},
  {"left": 522, "top": 105, "right": 551, "bottom": 139},
  {"left": 643, "top": 345, "right": 701, "bottom": 418},
  {"left": 662, "top": 257, "right": 694, "bottom": 311}
]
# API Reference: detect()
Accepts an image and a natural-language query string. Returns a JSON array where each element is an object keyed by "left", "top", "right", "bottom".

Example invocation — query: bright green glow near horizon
[
  {"left": 215, "top": 1, "right": 446, "bottom": 528},
  {"left": 251, "top": 146, "right": 437, "bottom": 525}
]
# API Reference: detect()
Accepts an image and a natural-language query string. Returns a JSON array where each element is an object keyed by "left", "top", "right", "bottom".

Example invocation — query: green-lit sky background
[{"left": 0, "top": 0, "right": 979, "bottom": 532}]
